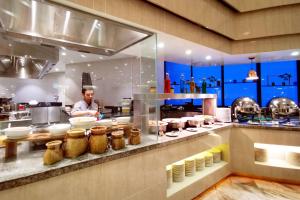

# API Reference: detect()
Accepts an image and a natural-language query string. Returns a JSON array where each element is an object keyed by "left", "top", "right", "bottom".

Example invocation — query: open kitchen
[{"left": 0, "top": 1, "right": 300, "bottom": 200}]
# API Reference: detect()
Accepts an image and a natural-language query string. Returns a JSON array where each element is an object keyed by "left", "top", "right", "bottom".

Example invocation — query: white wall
[
  {"left": 65, "top": 57, "right": 140, "bottom": 106},
  {"left": 0, "top": 72, "right": 65, "bottom": 104},
  {"left": 65, "top": 56, "right": 157, "bottom": 106}
]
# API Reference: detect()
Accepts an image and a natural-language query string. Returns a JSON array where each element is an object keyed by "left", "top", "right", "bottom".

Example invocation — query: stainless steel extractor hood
[
  {"left": 0, "top": 37, "right": 59, "bottom": 79},
  {"left": 0, "top": 0, "right": 153, "bottom": 56}
]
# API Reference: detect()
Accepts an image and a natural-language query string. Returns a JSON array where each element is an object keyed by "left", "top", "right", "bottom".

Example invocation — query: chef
[{"left": 71, "top": 88, "right": 99, "bottom": 117}]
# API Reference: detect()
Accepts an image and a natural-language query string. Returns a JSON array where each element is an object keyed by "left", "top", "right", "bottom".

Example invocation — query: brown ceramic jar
[
  {"left": 129, "top": 128, "right": 141, "bottom": 145},
  {"left": 111, "top": 130, "right": 125, "bottom": 150},
  {"left": 64, "top": 128, "right": 88, "bottom": 158},
  {"left": 43, "top": 140, "right": 63, "bottom": 165},
  {"left": 117, "top": 123, "right": 131, "bottom": 138},
  {"left": 89, "top": 126, "right": 108, "bottom": 154}
]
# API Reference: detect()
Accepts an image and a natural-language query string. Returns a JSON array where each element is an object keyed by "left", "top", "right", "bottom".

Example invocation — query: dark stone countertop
[{"left": 233, "top": 123, "right": 300, "bottom": 131}]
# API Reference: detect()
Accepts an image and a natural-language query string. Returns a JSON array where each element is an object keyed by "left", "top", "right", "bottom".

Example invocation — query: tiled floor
[{"left": 194, "top": 176, "right": 300, "bottom": 200}]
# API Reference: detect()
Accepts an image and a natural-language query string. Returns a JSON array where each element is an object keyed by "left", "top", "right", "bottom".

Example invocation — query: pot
[
  {"left": 89, "top": 126, "right": 108, "bottom": 154},
  {"left": 43, "top": 140, "right": 63, "bottom": 165},
  {"left": 64, "top": 128, "right": 88, "bottom": 158},
  {"left": 149, "top": 120, "right": 168, "bottom": 134},
  {"left": 162, "top": 118, "right": 186, "bottom": 130},
  {"left": 181, "top": 117, "right": 202, "bottom": 127}
]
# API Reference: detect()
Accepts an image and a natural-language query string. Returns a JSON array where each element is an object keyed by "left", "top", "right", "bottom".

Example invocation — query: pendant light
[{"left": 246, "top": 56, "right": 259, "bottom": 80}]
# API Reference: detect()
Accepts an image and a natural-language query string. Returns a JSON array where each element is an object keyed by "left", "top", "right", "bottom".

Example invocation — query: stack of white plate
[
  {"left": 185, "top": 158, "right": 195, "bottom": 177},
  {"left": 195, "top": 154, "right": 205, "bottom": 171},
  {"left": 205, "top": 152, "right": 214, "bottom": 167},
  {"left": 166, "top": 165, "right": 172, "bottom": 188},
  {"left": 172, "top": 161, "right": 185, "bottom": 182}
]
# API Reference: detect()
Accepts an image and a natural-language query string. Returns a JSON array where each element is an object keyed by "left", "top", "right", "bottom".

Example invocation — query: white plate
[
  {"left": 166, "top": 132, "right": 179, "bottom": 137},
  {"left": 282, "top": 123, "right": 296, "bottom": 127},
  {"left": 186, "top": 128, "right": 198, "bottom": 132},
  {"left": 201, "top": 125, "right": 214, "bottom": 128}
]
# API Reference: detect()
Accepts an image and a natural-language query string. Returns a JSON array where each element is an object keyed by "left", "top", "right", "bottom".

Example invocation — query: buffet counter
[
  {"left": 0, "top": 123, "right": 232, "bottom": 191},
  {"left": 1, "top": 122, "right": 300, "bottom": 200}
]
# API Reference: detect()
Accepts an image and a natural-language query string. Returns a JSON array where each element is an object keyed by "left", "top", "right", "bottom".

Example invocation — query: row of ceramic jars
[{"left": 43, "top": 125, "right": 141, "bottom": 165}]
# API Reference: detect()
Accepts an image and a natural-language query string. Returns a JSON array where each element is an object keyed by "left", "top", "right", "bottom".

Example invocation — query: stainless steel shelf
[{"left": 133, "top": 93, "right": 217, "bottom": 100}]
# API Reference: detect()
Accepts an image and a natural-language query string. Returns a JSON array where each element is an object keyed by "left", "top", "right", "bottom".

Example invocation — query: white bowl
[
  {"left": 49, "top": 123, "right": 71, "bottom": 136},
  {"left": 95, "top": 119, "right": 112, "bottom": 127},
  {"left": 69, "top": 117, "right": 97, "bottom": 129},
  {"left": 116, "top": 116, "right": 131, "bottom": 123},
  {"left": 4, "top": 126, "right": 32, "bottom": 139}
]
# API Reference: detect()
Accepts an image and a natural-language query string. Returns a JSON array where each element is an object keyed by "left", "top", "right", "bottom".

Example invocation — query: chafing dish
[
  {"left": 268, "top": 98, "right": 299, "bottom": 119},
  {"left": 231, "top": 97, "right": 261, "bottom": 121}
]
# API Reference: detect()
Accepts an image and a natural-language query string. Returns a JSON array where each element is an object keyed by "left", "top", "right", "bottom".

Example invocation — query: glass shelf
[
  {"left": 133, "top": 93, "right": 217, "bottom": 101},
  {"left": 262, "top": 85, "right": 297, "bottom": 87},
  {"left": 224, "top": 81, "right": 256, "bottom": 84}
]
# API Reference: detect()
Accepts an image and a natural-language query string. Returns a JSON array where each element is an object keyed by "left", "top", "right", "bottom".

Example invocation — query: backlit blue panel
[
  {"left": 261, "top": 61, "right": 298, "bottom": 106},
  {"left": 165, "top": 61, "right": 191, "bottom": 105},
  {"left": 192, "top": 66, "right": 222, "bottom": 106},
  {"left": 224, "top": 63, "right": 257, "bottom": 106}
]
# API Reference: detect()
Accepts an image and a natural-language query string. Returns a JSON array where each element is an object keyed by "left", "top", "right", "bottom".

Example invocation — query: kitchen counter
[
  {"left": 0, "top": 123, "right": 232, "bottom": 191},
  {"left": 233, "top": 122, "right": 300, "bottom": 131}
]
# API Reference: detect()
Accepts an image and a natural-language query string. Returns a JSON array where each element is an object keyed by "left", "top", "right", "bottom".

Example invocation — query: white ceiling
[
  {"left": 157, "top": 32, "right": 300, "bottom": 66},
  {"left": 52, "top": 32, "right": 300, "bottom": 72}
]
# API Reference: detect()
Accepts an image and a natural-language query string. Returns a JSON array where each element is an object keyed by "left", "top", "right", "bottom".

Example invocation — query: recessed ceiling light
[
  {"left": 185, "top": 49, "right": 192, "bottom": 55},
  {"left": 80, "top": 54, "right": 86, "bottom": 58},
  {"left": 55, "top": 68, "right": 59, "bottom": 71},
  {"left": 8, "top": 43, "right": 12, "bottom": 47},
  {"left": 291, "top": 51, "right": 299, "bottom": 56},
  {"left": 205, "top": 55, "right": 212, "bottom": 60},
  {"left": 124, "top": 63, "right": 128, "bottom": 66},
  {"left": 99, "top": 56, "right": 103, "bottom": 59},
  {"left": 158, "top": 42, "right": 164, "bottom": 48},
  {"left": 87, "top": 63, "right": 91, "bottom": 67},
  {"left": 61, "top": 52, "right": 66, "bottom": 56}
]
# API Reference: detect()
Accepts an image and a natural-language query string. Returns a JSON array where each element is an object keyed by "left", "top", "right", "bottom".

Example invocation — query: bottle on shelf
[
  {"left": 190, "top": 77, "right": 195, "bottom": 93},
  {"left": 180, "top": 73, "right": 185, "bottom": 93},
  {"left": 164, "top": 73, "right": 171, "bottom": 93},
  {"left": 202, "top": 78, "right": 207, "bottom": 94}
]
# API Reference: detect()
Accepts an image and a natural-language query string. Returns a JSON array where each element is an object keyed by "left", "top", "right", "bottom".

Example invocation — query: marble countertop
[{"left": 0, "top": 123, "right": 232, "bottom": 191}]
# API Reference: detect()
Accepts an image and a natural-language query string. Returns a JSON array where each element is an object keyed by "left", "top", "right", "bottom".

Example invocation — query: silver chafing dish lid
[
  {"left": 268, "top": 97, "right": 299, "bottom": 116},
  {"left": 232, "top": 97, "right": 260, "bottom": 116}
]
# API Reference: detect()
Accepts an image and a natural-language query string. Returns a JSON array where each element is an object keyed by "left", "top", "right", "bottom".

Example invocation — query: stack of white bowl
[
  {"left": 172, "top": 161, "right": 185, "bottom": 182},
  {"left": 210, "top": 148, "right": 222, "bottom": 163},
  {"left": 184, "top": 157, "right": 195, "bottom": 177},
  {"left": 195, "top": 154, "right": 205, "bottom": 171},
  {"left": 166, "top": 165, "right": 172, "bottom": 188}
]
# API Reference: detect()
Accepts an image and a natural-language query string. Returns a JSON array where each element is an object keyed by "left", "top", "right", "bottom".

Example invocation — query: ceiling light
[
  {"left": 55, "top": 68, "right": 59, "bottom": 72},
  {"left": 205, "top": 55, "right": 212, "bottom": 60},
  {"left": 124, "top": 63, "right": 128, "bottom": 66},
  {"left": 185, "top": 49, "right": 192, "bottom": 55},
  {"left": 61, "top": 52, "right": 66, "bottom": 56},
  {"left": 291, "top": 51, "right": 299, "bottom": 56},
  {"left": 8, "top": 43, "right": 12, "bottom": 47},
  {"left": 158, "top": 42, "right": 164, "bottom": 48},
  {"left": 80, "top": 54, "right": 86, "bottom": 58},
  {"left": 99, "top": 56, "right": 103, "bottom": 59},
  {"left": 87, "top": 63, "right": 91, "bottom": 67}
]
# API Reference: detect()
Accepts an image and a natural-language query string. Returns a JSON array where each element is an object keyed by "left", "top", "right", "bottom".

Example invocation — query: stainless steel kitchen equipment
[
  {"left": 30, "top": 102, "right": 62, "bottom": 124},
  {"left": 0, "top": 0, "right": 153, "bottom": 56},
  {"left": 231, "top": 97, "right": 261, "bottom": 121},
  {"left": 268, "top": 97, "right": 299, "bottom": 119}
]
